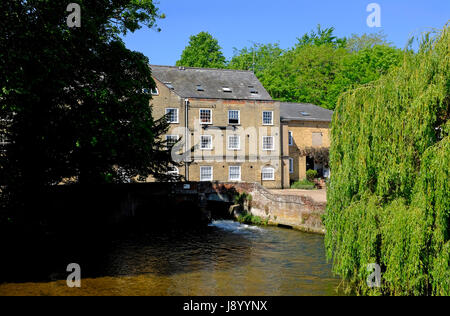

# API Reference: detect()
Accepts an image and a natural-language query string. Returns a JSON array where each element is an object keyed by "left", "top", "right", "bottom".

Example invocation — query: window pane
[
  {"left": 200, "top": 109, "right": 212, "bottom": 124},
  {"left": 166, "top": 109, "right": 178, "bottom": 123},
  {"left": 201, "top": 135, "right": 212, "bottom": 149},
  {"left": 263, "top": 136, "right": 274, "bottom": 150},
  {"left": 289, "top": 158, "right": 294, "bottom": 173},
  {"left": 166, "top": 135, "right": 179, "bottom": 148},
  {"left": 228, "top": 110, "right": 239, "bottom": 124},
  {"left": 229, "top": 166, "right": 241, "bottom": 181},
  {"left": 262, "top": 167, "right": 274, "bottom": 180},
  {"left": 289, "top": 131, "right": 293, "bottom": 146},
  {"left": 263, "top": 111, "right": 273, "bottom": 125},
  {"left": 200, "top": 166, "right": 213, "bottom": 181},
  {"left": 228, "top": 135, "right": 240, "bottom": 150}
]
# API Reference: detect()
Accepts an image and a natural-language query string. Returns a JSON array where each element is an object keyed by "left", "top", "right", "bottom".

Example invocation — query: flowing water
[{"left": 0, "top": 220, "right": 341, "bottom": 296}]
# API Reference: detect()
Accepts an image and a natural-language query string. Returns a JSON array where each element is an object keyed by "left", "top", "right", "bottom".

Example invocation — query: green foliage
[
  {"left": 228, "top": 43, "right": 284, "bottom": 75},
  {"left": 176, "top": 32, "right": 226, "bottom": 68},
  {"left": 228, "top": 26, "right": 403, "bottom": 110},
  {"left": 296, "top": 25, "right": 347, "bottom": 49},
  {"left": 234, "top": 192, "right": 252, "bottom": 207},
  {"left": 237, "top": 212, "right": 267, "bottom": 226},
  {"left": 306, "top": 170, "right": 318, "bottom": 182},
  {"left": 0, "top": 1, "right": 176, "bottom": 220},
  {"left": 345, "top": 31, "right": 390, "bottom": 52},
  {"left": 291, "top": 179, "right": 315, "bottom": 190},
  {"left": 324, "top": 26, "right": 449, "bottom": 295}
]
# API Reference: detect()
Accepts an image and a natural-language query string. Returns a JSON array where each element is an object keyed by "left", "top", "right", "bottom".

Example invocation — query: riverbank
[{"left": 225, "top": 184, "right": 327, "bottom": 234}]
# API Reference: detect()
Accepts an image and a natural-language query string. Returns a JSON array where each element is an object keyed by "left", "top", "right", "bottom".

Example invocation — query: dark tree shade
[{"left": 0, "top": 1, "right": 177, "bottom": 220}]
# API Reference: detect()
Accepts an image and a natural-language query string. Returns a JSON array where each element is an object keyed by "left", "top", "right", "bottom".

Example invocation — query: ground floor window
[
  {"left": 229, "top": 166, "right": 241, "bottom": 181},
  {"left": 289, "top": 158, "right": 294, "bottom": 174},
  {"left": 261, "top": 166, "right": 275, "bottom": 181},
  {"left": 200, "top": 166, "right": 213, "bottom": 181},
  {"left": 167, "top": 166, "right": 179, "bottom": 176}
]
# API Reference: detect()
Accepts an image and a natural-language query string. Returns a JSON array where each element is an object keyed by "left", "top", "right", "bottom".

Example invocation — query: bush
[
  {"left": 306, "top": 169, "right": 318, "bottom": 182},
  {"left": 291, "top": 179, "right": 315, "bottom": 190},
  {"left": 237, "top": 212, "right": 268, "bottom": 226}
]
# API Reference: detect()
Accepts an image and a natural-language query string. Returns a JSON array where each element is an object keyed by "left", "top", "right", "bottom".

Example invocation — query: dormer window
[
  {"left": 222, "top": 87, "right": 232, "bottom": 93},
  {"left": 249, "top": 86, "right": 258, "bottom": 95},
  {"left": 196, "top": 85, "right": 204, "bottom": 92}
]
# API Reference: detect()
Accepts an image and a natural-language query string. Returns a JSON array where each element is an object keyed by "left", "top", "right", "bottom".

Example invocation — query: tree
[
  {"left": 176, "top": 32, "right": 226, "bottom": 68},
  {"left": 0, "top": 0, "right": 176, "bottom": 221},
  {"left": 345, "top": 30, "right": 390, "bottom": 52},
  {"left": 228, "top": 43, "right": 284, "bottom": 75},
  {"left": 324, "top": 26, "right": 449, "bottom": 295},
  {"left": 261, "top": 45, "right": 348, "bottom": 109},
  {"left": 296, "top": 24, "right": 347, "bottom": 49},
  {"left": 327, "top": 45, "right": 404, "bottom": 108}
]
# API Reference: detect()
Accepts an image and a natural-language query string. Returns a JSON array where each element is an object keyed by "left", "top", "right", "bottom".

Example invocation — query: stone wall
[{"left": 214, "top": 183, "right": 326, "bottom": 234}]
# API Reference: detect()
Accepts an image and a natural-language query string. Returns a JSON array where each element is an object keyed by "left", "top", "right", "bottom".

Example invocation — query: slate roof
[
  {"left": 280, "top": 102, "right": 333, "bottom": 122},
  {"left": 150, "top": 65, "right": 273, "bottom": 101}
]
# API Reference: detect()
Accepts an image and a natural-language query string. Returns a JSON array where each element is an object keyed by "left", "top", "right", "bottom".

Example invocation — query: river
[{"left": 0, "top": 220, "right": 341, "bottom": 296}]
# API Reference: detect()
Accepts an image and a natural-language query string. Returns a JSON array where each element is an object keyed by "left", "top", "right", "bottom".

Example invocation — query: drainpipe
[{"left": 184, "top": 98, "right": 189, "bottom": 181}]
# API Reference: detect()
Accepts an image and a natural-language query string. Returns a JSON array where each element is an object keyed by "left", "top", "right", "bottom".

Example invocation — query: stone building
[
  {"left": 280, "top": 102, "right": 333, "bottom": 184},
  {"left": 149, "top": 65, "right": 289, "bottom": 189}
]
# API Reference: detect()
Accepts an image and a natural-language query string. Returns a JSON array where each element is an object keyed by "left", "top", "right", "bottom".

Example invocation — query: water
[{"left": 0, "top": 221, "right": 341, "bottom": 296}]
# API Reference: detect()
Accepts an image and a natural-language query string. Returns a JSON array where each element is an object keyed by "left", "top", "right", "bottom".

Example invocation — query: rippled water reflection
[{"left": 0, "top": 221, "right": 341, "bottom": 296}]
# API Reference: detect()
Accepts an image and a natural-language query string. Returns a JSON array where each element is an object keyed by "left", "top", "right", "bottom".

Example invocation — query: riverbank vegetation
[
  {"left": 0, "top": 1, "right": 178, "bottom": 226},
  {"left": 324, "top": 25, "right": 449, "bottom": 296}
]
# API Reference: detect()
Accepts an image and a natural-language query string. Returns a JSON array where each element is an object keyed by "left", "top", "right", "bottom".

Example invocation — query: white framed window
[
  {"left": 167, "top": 166, "right": 179, "bottom": 176},
  {"left": 289, "top": 158, "right": 294, "bottom": 174},
  {"left": 200, "top": 166, "right": 213, "bottom": 181},
  {"left": 166, "top": 135, "right": 179, "bottom": 148},
  {"left": 229, "top": 166, "right": 241, "bottom": 181},
  {"left": 262, "top": 167, "right": 275, "bottom": 181},
  {"left": 200, "top": 135, "right": 213, "bottom": 150},
  {"left": 165, "top": 108, "right": 179, "bottom": 123},
  {"left": 262, "top": 111, "right": 273, "bottom": 125},
  {"left": 200, "top": 109, "right": 212, "bottom": 124},
  {"left": 151, "top": 87, "right": 159, "bottom": 95},
  {"left": 262, "top": 136, "right": 275, "bottom": 151},
  {"left": 288, "top": 131, "right": 293, "bottom": 146},
  {"left": 228, "top": 135, "right": 240, "bottom": 150},
  {"left": 228, "top": 110, "right": 240, "bottom": 125}
]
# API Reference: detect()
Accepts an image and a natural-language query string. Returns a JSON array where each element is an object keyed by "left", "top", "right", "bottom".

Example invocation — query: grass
[
  {"left": 290, "top": 179, "right": 315, "bottom": 190},
  {"left": 237, "top": 212, "right": 268, "bottom": 226}
]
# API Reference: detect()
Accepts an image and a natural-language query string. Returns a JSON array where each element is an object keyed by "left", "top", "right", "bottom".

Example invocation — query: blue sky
[{"left": 122, "top": 0, "right": 450, "bottom": 66}]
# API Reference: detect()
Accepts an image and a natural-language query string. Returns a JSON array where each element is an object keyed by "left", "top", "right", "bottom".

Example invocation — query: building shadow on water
[{"left": 0, "top": 183, "right": 253, "bottom": 284}]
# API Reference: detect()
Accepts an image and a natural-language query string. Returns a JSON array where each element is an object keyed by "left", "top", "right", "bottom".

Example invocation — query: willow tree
[{"left": 325, "top": 26, "right": 449, "bottom": 295}]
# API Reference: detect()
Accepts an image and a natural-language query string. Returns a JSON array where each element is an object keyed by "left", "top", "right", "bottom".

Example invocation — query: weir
[{"left": 41, "top": 182, "right": 326, "bottom": 233}]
